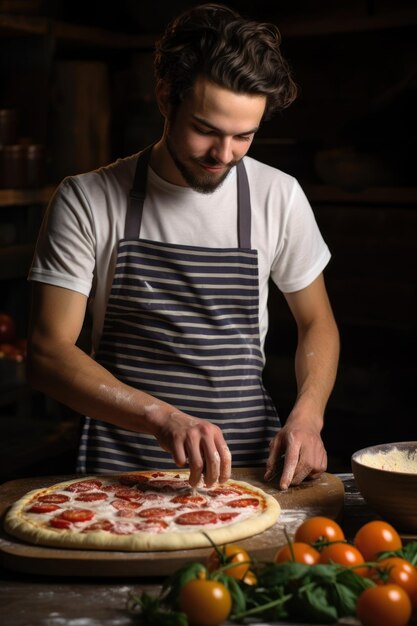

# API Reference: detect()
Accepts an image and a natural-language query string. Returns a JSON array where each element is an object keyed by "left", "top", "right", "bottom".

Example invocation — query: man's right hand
[{"left": 145, "top": 405, "right": 232, "bottom": 488}]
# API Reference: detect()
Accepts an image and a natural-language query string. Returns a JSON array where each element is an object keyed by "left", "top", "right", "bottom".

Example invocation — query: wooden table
[{"left": 0, "top": 474, "right": 378, "bottom": 626}]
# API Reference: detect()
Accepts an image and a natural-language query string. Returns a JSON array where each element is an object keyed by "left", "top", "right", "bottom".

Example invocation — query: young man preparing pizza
[{"left": 25, "top": 4, "right": 339, "bottom": 493}]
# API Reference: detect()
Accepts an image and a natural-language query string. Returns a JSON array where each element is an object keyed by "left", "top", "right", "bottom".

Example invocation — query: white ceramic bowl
[{"left": 351, "top": 442, "right": 417, "bottom": 533}]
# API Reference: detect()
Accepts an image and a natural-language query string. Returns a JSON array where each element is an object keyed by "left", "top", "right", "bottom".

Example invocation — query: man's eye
[{"left": 194, "top": 126, "right": 214, "bottom": 135}]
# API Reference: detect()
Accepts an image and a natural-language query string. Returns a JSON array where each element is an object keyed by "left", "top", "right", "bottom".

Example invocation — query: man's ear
[{"left": 155, "top": 80, "right": 171, "bottom": 117}]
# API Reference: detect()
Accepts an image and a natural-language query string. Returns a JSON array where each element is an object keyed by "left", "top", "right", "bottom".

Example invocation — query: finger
[
  {"left": 218, "top": 441, "right": 232, "bottom": 483},
  {"left": 279, "top": 447, "right": 300, "bottom": 490},
  {"left": 264, "top": 435, "right": 283, "bottom": 481},
  {"left": 201, "top": 443, "right": 221, "bottom": 488},
  {"left": 168, "top": 432, "right": 188, "bottom": 468},
  {"left": 184, "top": 435, "right": 204, "bottom": 488},
  {"left": 308, "top": 450, "right": 328, "bottom": 479}
]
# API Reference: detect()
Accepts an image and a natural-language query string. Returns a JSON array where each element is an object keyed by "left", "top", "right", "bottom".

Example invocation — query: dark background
[{"left": 0, "top": 0, "right": 416, "bottom": 480}]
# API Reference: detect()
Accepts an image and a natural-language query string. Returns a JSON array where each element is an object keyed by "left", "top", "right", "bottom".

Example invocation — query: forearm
[
  {"left": 27, "top": 340, "right": 177, "bottom": 436},
  {"left": 27, "top": 340, "right": 231, "bottom": 484},
  {"left": 290, "top": 314, "right": 340, "bottom": 428}
]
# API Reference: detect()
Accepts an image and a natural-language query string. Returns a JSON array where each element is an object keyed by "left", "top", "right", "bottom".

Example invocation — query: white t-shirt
[{"left": 29, "top": 152, "right": 330, "bottom": 358}]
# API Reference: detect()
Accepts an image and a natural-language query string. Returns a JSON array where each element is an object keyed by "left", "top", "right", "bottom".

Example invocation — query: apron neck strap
[
  {"left": 125, "top": 146, "right": 252, "bottom": 248},
  {"left": 125, "top": 143, "right": 153, "bottom": 240},
  {"left": 236, "top": 159, "right": 251, "bottom": 249}
]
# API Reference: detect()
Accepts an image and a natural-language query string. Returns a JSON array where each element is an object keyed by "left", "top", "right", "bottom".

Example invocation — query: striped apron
[{"left": 77, "top": 146, "right": 279, "bottom": 473}]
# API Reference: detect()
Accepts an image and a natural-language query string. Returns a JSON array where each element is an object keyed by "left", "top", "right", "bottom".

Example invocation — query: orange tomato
[
  {"left": 294, "top": 516, "right": 345, "bottom": 546},
  {"left": 370, "top": 557, "right": 417, "bottom": 604},
  {"left": 179, "top": 578, "right": 232, "bottom": 626},
  {"left": 275, "top": 542, "right": 320, "bottom": 565},
  {"left": 242, "top": 569, "right": 258, "bottom": 586},
  {"left": 354, "top": 520, "right": 402, "bottom": 561},
  {"left": 357, "top": 584, "right": 412, "bottom": 626},
  {"left": 206, "top": 544, "right": 251, "bottom": 580},
  {"left": 319, "top": 542, "right": 367, "bottom": 575}
]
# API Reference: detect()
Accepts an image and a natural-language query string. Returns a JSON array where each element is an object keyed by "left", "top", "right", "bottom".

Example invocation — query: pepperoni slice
[
  {"left": 111, "top": 499, "right": 141, "bottom": 511},
  {"left": 112, "top": 488, "right": 143, "bottom": 501},
  {"left": 65, "top": 479, "right": 103, "bottom": 492},
  {"left": 83, "top": 520, "right": 114, "bottom": 532},
  {"left": 116, "top": 509, "right": 136, "bottom": 518},
  {"left": 146, "top": 479, "right": 190, "bottom": 492},
  {"left": 228, "top": 497, "right": 260, "bottom": 508},
  {"left": 170, "top": 494, "right": 207, "bottom": 505},
  {"left": 37, "top": 494, "right": 70, "bottom": 504},
  {"left": 140, "top": 493, "right": 165, "bottom": 502},
  {"left": 27, "top": 503, "right": 62, "bottom": 514},
  {"left": 209, "top": 487, "right": 243, "bottom": 497},
  {"left": 218, "top": 512, "right": 239, "bottom": 522},
  {"left": 112, "top": 521, "right": 138, "bottom": 535},
  {"left": 50, "top": 517, "right": 72, "bottom": 529},
  {"left": 135, "top": 519, "right": 169, "bottom": 531},
  {"left": 175, "top": 510, "right": 219, "bottom": 525},
  {"left": 59, "top": 508, "right": 95, "bottom": 522},
  {"left": 75, "top": 492, "right": 108, "bottom": 502},
  {"left": 138, "top": 507, "right": 177, "bottom": 519},
  {"left": 118, "top": 473, "right": 148, "bottom": 486}
]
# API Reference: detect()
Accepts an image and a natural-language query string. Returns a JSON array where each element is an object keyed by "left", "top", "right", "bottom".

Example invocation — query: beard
[{"left": 165, "top": 133, "right": 238, "bottom": 194}]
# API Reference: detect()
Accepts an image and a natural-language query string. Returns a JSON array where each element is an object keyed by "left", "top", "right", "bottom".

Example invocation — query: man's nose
[{"left": 210, "top": 137, "right": 233, "bottom": 164}]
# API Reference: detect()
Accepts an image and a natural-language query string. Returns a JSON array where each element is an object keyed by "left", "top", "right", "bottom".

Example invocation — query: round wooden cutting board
[{"left": 0, "top": 469, "right": 344, "bottom": 577}]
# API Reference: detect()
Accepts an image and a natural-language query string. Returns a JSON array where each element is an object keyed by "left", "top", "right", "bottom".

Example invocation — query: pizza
[{"left": 4, "top": 470, "right": 280, "bottom": 551}]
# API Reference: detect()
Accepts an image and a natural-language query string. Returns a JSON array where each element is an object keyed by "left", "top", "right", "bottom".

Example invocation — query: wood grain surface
[{"left": 0, "top": 469, "right": 344, "bottom": 577}]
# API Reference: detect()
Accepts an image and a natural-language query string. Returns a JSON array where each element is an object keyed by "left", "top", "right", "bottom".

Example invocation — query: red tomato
[
  {"left": 369, "top": 557, "right": 417, "bottom": 603},
  {"left": 319, "top": 542, "right": 367, "bottom": 575},
  {"left": 179, "top": 578, "right": 232, "bottom": 626},
  {"left": 357, "top": 584, "right": 412, "bottom": 626},
  {"left": 207, "top": 544, "right": 251, "bottom": 579},
  {"left": 354, "top": 520, "right": 402, "bottom": 561},
  {"left": 275, "top": 542, "right": 320, "bottom": 565},
  {"left": 0, "top": 313, "right": 15, "bottom": 343},
  {"left": 294, "top": 516, "right": 345, "bottom": 546}
]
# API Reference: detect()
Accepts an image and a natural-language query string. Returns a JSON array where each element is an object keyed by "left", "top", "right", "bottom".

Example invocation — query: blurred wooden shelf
[
  {"left": 0, "top": 13, "right": 155, "bottom": 49},
  {"left": 304, "top": 185, "right": 417, "bottom": 206},
  {"left": 1, "top": 9, "right": 416, "bottom": 48},
  {"left": 0, "top": 185, "right": 55, "bottom": 207},
  {"left": 279, "top": 10, "right": 417, "bottom": 37}
]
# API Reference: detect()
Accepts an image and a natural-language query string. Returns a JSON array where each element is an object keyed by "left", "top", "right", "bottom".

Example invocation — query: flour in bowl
[{"left": 358, "top": 447, "right": 417, "bottom": 473}]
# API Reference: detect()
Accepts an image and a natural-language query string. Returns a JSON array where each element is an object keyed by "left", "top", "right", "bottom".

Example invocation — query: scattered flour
[{"left": 358, "top": 447, "right": 417, "bottom": 473}]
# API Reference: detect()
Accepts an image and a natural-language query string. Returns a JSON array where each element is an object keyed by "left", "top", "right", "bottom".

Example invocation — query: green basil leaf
[
  {"left": 257, "top": 561, "right": 309, "bottom": 587},
  {"left": 295, "top": 584, "right": 338, "bottom": 623}
]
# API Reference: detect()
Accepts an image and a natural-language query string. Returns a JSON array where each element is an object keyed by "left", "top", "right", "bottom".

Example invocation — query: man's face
[{"left": 161, "top": 76, "right": 266, "bottom": 193}]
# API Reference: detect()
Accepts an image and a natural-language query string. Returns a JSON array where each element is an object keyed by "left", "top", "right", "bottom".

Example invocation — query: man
[{"left": 27, "top": 4, "right": 339, "bottom": 490}]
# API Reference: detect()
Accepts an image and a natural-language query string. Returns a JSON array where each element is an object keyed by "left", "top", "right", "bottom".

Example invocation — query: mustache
[{"left": 196, "top": 156, "right": 239, "bottom": 168}]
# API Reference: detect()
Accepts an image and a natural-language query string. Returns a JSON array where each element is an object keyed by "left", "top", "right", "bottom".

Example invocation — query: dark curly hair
[{"left": 154, "top": 3, "right": 298, "bottom": 120}]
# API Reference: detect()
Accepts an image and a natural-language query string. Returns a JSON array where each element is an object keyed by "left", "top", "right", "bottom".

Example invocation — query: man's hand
[
  {"left": 145, "top": 405, "right": 232, "bottom": 488},
  {"left": 264, "top": 419, "right": 327, "bottom": 491}
]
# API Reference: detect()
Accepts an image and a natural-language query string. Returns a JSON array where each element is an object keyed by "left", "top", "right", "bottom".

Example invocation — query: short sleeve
[
  {"left": 29, "top": 177, "right": 96, "bottom": 297},
  {"left": 270, "top": 181, "right": 331, "bottom": 293}
]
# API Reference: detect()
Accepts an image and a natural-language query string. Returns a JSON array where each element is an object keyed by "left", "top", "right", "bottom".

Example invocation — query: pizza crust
[{"left": 4, "top": 472, "right": 281, "bottom": 552}]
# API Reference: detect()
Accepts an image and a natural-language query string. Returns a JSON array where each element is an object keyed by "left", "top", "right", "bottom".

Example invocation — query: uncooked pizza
[{"left": 4, "top": 470, "right": 280, "bottom": 551}]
